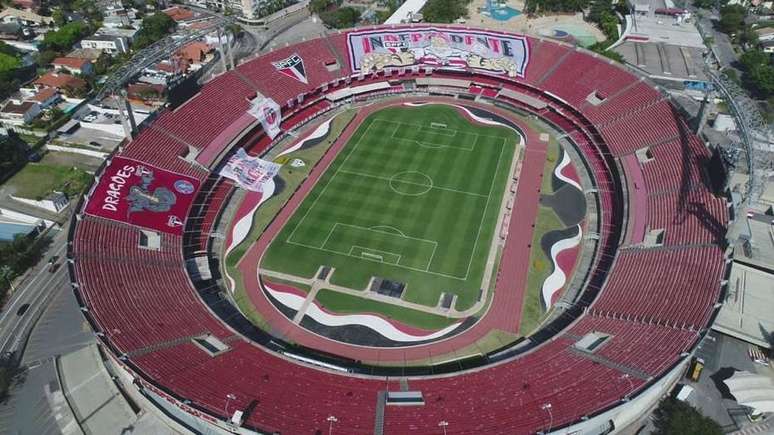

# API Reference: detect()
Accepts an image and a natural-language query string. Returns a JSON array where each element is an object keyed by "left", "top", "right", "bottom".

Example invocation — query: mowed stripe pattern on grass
[{"left": 261, "top": 105, "right": 516, "bottom": 309}]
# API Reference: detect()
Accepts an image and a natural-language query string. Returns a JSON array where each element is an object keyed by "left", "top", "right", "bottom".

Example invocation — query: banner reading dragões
[
  {"left": 220, "top": 149, "right": 281, "bottom": 192},
  {"left": 248, "top": 96, "right": 282, "bottom": 139},
  {"left": 84, "top": 156, "right": 200, "bottom": 235},
  {"left": 346, "top": 27, "right": 529, "bottom": 78}
]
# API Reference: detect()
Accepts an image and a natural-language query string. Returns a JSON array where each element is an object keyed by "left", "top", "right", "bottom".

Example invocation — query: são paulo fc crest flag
[
  {"left": 84, "top": 156, "right": 200, "bottom": 235},
  {"left": 271, "top": 54, "right": 308, "bottom": 84},
  {"left": 248, "top": 97, "right": 282, "bottom": 139},
  {"left": 220, "top": 149, "right": 281, "bottom": 192}
]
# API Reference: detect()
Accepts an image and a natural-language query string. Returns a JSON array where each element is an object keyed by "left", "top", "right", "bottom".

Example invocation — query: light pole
[
  {"left": 224, "top": 393, "right": 236, "bottom": 417},
  {"left": 541, "top": 403, "right": 553, "bottom": 434},
  {"left": 620, "top": 374, "right": 634, "bottom": 400},
  {"left": 327, "top": 415, "right": 338, "bottom": 435},
  {"left": 438, "top": 420, "right": 449, "bottom": 435}
]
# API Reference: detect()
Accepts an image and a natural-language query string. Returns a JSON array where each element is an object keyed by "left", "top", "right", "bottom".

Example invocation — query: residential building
[
  {"left": 52, "top": 57, "right": 94, "bottom": 75},
  {"left": 0, "top": 23, "right": 21, "bottom": 40},
  {"left": 176, "top": 41, "right": 213, "bottom": 66},
  {"left": 0, "top": 8, "right": 53, "bottom": 26},
  {"left": 34, "top": 72, "right": 88, "bottom": 96},
  {"left": 67, "top": 48, "right": 103, "bottom": 60},
  {"left": 24, "top": 87, "right": 60, "bottom": 109},
  {"left": 80, "top": 34, "right": 129, "bottom": 54},
  {"left": 11, "top": 0, "right": 39, "bottom": 10},
  {"left": 0, "top": 99, "right": 40, "bottom": 124},
  {"left": 97, "top": 26, "right": 138, "bottom": 43},
  {"left": 756, "top": 27, "right": 774, "bottom": 42}
]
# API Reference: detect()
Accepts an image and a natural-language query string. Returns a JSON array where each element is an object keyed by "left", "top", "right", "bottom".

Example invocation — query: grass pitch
[{"left": 261, "top": 105, "right": 517, "bottom": 310}]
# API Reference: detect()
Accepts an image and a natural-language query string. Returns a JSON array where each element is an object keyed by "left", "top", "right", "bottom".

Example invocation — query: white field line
[
  {"left": 337, "top": 169, "right": 487, "bottom": 198},
  {"left": 284, "top": 115, "right": 513, "bottom": 284},
  {"left": 286, "top": 118, "right": 378, "bottom": 244},
  {"left": 460, "top": 138, "right": 507, "bottom": 281}
]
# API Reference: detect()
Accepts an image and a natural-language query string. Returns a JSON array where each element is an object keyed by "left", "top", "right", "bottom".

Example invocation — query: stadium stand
[{"left": 69, "top": 27, "right": 728, "bottom": 434}]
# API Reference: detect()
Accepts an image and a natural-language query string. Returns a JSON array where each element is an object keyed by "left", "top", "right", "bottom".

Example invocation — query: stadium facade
[{"left": 68, "top": 25, "right": 729, "bottom": 434}]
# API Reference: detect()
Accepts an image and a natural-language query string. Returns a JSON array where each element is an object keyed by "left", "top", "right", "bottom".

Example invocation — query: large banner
[
  {"left": 248, "top": 97, "right": 282, "bottom": 139},
  {"left": 346, "top": 27, "right": 529, "bottom": 78},
  {"left": 84, "top": 157, "right": 200, "bottom": 235},
  {"left": 220, "top": 149, "right": 281, "bottom": 192}
]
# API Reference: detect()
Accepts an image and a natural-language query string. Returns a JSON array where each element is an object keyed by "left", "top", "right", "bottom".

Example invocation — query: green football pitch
[{"left": 261, "top": 105, "right": 518, "bottom": 310}]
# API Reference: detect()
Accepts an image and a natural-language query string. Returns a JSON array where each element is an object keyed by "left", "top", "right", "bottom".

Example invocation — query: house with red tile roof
[
  {"left": 34, "top": 72, "right": 88, "bottom": 96},
  {"left": 52, "top": 57, "right": 94, "bottom": 75}
]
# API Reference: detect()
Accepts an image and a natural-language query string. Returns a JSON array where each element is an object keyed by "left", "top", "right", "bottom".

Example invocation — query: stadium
[{"left": 68, "top": 24, "right": 729, "bottom": 435}]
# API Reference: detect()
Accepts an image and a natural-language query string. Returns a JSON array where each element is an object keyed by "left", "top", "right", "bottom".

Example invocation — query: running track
[{"left": 237, "top": 97, "right": 548, "bottom": 364}]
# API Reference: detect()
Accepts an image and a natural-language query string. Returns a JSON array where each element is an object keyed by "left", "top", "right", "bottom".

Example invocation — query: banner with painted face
[
  {"left": 346, "top": 27, "right": 529, "bottom": 78},
  {"left": 219, "top": 148, "right": 281, "bottom": 192},
  {"left": 84, "top": 156, "right": 200, "bottom": 235},
  {"left": 248, "top": 96, "right": 282, "bottom": 139}
]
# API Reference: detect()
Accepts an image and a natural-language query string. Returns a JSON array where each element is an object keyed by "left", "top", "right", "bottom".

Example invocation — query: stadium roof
[{"left": 712, "top": 262, "right": 774, "bottom": 349}]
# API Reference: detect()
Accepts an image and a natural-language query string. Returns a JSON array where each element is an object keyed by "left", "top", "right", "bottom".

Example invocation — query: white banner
[
  {"left": 220, "top": 149, "right": 281, "bottom": 192},
  {"left": 248, "top": 97, "right": 282, "bottom": 139}
]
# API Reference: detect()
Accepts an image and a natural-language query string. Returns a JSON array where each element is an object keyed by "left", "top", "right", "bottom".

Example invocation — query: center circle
[{"left": 389, "top": 171, "right": 433, "bottom": 196}]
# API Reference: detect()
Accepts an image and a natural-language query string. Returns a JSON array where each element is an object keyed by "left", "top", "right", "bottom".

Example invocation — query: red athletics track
[{"left": 237, "top": 97, "right": 549, "bottom": 364}]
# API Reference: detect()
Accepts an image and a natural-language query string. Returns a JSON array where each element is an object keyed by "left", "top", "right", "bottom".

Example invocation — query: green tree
[
  {"left": 718, "top": 4, "right": 746, "bottom": 35},
  {"left": 42, "top": 21, "right": 91, "bottom": 52},
  {"left": 0, "top": 53, "right": 20, "bottom": 73},
  {"left": 133, "top": 12, "right": 176, "bottom": 49},
  {"left": 652, "top": 398, "right": 724, "bottom": 435},
  {"left": 421, "top": 0, "right": 471, "bottom": 23},
  {"left": 320, "top": 6, "right": 359, "bottom": 28}
]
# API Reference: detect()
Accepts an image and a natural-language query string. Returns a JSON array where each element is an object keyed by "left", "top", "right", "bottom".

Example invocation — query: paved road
[
  {"left": 693, "top": 8, "right": 740, "bottom": 72},
  {"left": 0, "top": 226, "right": 69, "bottom": 358}
]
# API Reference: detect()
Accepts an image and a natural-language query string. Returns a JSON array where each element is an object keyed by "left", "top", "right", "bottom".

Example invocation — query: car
[
  {"left": 16, "top": 304, "right": 29, "bottom": 316},
  {"left": 48, "top": 256, "right": 59, "bottom": 273},
  {"left": 89, "top": 141, "right": 102, "bottom": 147}
]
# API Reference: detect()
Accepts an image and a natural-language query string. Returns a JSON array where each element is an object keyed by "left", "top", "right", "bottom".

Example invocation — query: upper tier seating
[
  {"left": 590, "top": 245, "right": 724, "bottom": 328},
  {"left": 70, "top": 29, "right": 728, "bottom": 435},
  {"left": 541, "top": 51, "right": 637, "bottom": 107},
  {"left": 152, "top": 72, "right": 257, "bottom": 150},
  {"left": 236, "top": 37, "right": 347, "bottom": 105},
  {"left": 569, "top": 315, "right": 698, "bottom": 376}
]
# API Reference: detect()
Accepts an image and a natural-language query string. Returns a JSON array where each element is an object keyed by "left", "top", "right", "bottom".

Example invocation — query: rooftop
[
  {"left": 29, "top": 87, "right": 59, "bottom": 102},
  {"left": 712, "top": 262, "right": 774, "bottom": 349},
  {"left": 52, "top": 57, "right": 90, "bottom": 69},
  {"left": 34, "top": 72, "right": 87, "bottom": 89},
  {"left": 1, "top": 100, "right": 36, "bottom": 114}
]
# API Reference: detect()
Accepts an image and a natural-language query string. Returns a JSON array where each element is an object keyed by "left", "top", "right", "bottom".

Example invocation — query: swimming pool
[{"left": 483, "top": 0, "right": 521, "bottom": 21}]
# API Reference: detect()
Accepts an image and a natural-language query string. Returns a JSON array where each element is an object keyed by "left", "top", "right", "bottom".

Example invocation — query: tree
[
  {"left": 421, "top": 0, "right": 471, "bottom": 23},
  {"left": 319, "top": 6, "right": 359, "bottom": 28},
  {"left": 652, "top": 398, "right": 723, "bottom": 435},
  {"left": 133, "top": 12, "right": 176, "bottom": 49},
  {"left": 718, "top": 4, "right": 746, "bottom": 35},
  {"left": 0, "top": 53, "right": 20, "bottom": 74},
  {"left": 42, "top": 21, "right": 91, "bottom": 52}
]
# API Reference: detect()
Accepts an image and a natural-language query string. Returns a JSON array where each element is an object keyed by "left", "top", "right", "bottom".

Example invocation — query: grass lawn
[
  {"left": 315, "top": 289, "right": 458, "bottom": 330},
  {"left": 5, "top": 154, "right": 91, "bottom": 200},
  {"left": 225, "top": 110, "right": 357, "bottom": 270},
  {"left": 518, "top": 205, "right": 564, "bottom": 335},
  {"left": 261, "top": 105, "right": 517, "bottom": 310},
  {"left": 539, "top": 140, "right": 560, "bottom": 195},
  {"left": 225, "top": 111, "right": 357, "bottom": 335},
  {"left": 261, "top": 275, "right": 311, "bottom": 293}
]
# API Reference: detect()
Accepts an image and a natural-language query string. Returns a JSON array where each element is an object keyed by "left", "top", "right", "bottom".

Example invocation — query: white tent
[{"left": 723, "top": 371, "right": 774, "bottom": 414}]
